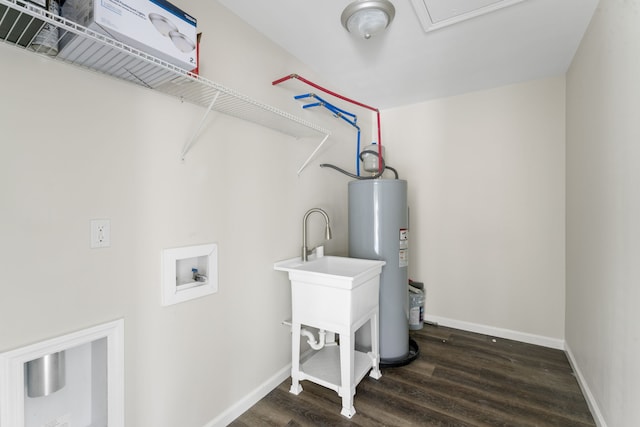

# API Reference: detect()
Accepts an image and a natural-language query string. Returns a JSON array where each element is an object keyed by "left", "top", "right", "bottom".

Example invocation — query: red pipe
[{"left": 273, "top": 74, "right": 383, "bottom": 173}]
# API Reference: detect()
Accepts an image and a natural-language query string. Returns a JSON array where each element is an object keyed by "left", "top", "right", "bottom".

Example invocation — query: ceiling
[{"left": 217, "top": 0, "right": 599, "bottom": 109}]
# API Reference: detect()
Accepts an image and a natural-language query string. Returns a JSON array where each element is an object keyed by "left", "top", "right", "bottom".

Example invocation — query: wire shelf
[{"left": 0, "top": 0, "right": 331, "bottom": 142}]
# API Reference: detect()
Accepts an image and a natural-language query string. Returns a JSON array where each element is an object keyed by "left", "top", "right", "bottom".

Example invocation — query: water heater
[{"left": 349, "top": 179, "right": 409, "bottom": 362}]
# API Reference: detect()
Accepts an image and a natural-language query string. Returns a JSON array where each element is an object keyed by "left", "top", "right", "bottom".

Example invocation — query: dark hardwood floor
[{"left": 230, "top": 325, "right": 595, "bottom": 426}]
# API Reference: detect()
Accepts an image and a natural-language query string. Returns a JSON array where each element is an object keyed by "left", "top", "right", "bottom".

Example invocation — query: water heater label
[
  {"left": 399, "top": 249, "right": 408, "bottom": 267},
  {"left": 399, "top": 228, "right": 408, "bottom": 241}
]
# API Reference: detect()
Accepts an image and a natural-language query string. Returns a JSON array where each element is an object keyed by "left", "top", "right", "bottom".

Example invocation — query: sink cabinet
[{"left": 274, "top": 256, "right": 385, "bottom": 418}]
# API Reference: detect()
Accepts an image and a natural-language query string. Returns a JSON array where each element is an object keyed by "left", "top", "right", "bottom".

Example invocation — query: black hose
[
  {"left": 385, "top": 166, "right": 399, "bottom": 179},
  {"left": 320, "top": 150, "right": 399, "bottom": 180}
]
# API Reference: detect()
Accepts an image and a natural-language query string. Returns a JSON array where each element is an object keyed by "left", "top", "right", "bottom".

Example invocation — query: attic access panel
[{"left": 410, "top": 0, "right": 525, "bottom": 32}]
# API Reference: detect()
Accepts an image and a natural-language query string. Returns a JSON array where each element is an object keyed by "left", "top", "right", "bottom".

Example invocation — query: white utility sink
[
  {"left": 274, "top": 256, "right": 385, "bottom": 290},
  {"left": 274, "top": 255, "right": 385, "bottom": 418}
]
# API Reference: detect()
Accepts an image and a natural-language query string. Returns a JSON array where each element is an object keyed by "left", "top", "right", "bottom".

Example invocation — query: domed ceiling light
[{"left": 341, "top": 0, "right": 396, "bottom": 39}]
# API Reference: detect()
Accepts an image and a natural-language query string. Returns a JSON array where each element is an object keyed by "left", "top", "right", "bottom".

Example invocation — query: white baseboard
[
  {"left": 202, "top": 364, "right": 290, "bottom": 427},
  {"left": 424, "top": 315, "right": 565, "bottom": 350},
  {"left": 564, "top": 343, "right": 608, "bottom": 427}
]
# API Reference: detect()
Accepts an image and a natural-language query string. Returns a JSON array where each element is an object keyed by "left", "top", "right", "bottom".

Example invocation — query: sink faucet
[{"left": 302, "top": 208, "right": 332, "bottom": 262}]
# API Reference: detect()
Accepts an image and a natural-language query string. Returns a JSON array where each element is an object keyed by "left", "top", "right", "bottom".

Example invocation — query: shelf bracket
[
  {"left": 180, "top": 90, "right": 221, "bottom": 160},
  {"left": 297, "top": 134, "right": 330, "bottom": 176}
]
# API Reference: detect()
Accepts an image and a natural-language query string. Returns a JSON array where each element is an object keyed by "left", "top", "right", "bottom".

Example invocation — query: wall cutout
[{"left": 0, "top": 319, "right": 124, "bottom": 427}]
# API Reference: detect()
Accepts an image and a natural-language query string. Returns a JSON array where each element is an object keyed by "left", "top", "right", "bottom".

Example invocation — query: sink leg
[
  {"left": 340, "top": 405, "right": 356, "bottom": 418},
  {"left": 290, "top": 322, "right": 303, "bottom": 395},
  {"left": 339, "top": 330, "right": 356, "bottom": 418},
  {"left": 290, "top": 383, "right": 303, "bottom": 395},
  {"left": 369, "top": 312, "right": 382, "bottom": 380}
]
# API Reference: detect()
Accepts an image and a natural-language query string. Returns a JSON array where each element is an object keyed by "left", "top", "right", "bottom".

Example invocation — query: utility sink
[
  {"left": 274, "top": 256, "right": 386, "bottom": 290},
  {"left": 274, "top": 255, "right": 386, "bottom": 418}
]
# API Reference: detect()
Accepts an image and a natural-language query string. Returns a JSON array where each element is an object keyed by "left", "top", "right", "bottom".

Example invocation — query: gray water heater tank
[{"left": 349, "top": 179, "right": 409, "bottom": 362}]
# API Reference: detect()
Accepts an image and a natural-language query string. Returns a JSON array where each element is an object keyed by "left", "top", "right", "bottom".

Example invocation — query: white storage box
[{"left": 59, "top": 0, "right": 197, "bottom": 71}]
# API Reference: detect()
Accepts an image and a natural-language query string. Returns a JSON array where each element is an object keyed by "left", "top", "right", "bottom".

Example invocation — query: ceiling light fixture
[{"left": 341, "top": 0, "right": 396, "bottom": 39}]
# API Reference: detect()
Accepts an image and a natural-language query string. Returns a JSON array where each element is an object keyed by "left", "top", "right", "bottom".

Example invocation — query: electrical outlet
[{"left": 90, "top": 219, "right": 111, "bottom": 248}]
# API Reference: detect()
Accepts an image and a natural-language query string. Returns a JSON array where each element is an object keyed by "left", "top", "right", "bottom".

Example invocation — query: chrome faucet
[{"left": 302, "top": 208, "right": 332, "bottom": 261}]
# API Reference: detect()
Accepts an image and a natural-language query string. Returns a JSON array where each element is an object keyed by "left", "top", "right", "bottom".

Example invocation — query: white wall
[
  {"left": 9, "top": 0, "right": 633, "bottom": 425},
  {"left": 566, "top": 1, "right": 640, "bottom": 426},
  {"left": 381, "top": 77, "right": 566, "bottom": 342},
  {"left": 0, "top": 2, "right": 368, "bottom": 425}
]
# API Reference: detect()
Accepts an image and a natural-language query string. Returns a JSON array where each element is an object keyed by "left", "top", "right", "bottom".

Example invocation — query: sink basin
[
  {"left": 274, "top": 255, "right": 386, "bottom": 334},
  {"left": 274, "top": 256, "right": 386, "bottom": 290}
]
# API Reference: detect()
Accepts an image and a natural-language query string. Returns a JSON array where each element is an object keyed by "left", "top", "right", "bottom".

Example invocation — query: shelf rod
[
  {"left": 181, "top": 90, "right": 220, "bottom": 160},
  {"left": 297, "top": 134, "right": 330, "bottom": 176}
]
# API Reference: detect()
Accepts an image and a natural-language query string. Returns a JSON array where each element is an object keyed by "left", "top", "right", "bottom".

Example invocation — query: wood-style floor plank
[{"left": 229, "top": 325, "right": 595, "bottom": 426}]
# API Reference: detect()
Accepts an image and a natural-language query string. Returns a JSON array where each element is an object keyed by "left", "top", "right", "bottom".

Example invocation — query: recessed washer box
[
  {"left": 59, "top": 0, "right": 197, "bottom": 71},
  {"left": 162, "top": 243, "right": 218, "bottom": 306}
]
